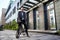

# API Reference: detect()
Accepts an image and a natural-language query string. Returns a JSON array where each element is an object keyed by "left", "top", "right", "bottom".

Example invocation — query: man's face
[{"left": 21, "top": 7, "right": 24, "bottom": 11}]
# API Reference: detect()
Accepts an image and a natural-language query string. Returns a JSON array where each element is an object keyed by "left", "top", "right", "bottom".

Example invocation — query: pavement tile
[{"left": 0, "top": 30, "right": 60, "bottom": 40}]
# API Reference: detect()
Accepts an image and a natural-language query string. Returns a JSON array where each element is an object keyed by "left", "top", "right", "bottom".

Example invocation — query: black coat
[{"left": 17, "top": 11, "right": 27, "bottom": 22}]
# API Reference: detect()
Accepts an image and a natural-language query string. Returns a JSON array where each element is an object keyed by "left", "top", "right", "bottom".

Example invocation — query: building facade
[
  {"left": 1, "top": 8, "right": 6, "bottom": 25},
  {"left": 5, "top": 0, "right": 20, "bottom": 23},
  {"left": 55, "top": 0, "right": 60, "bottom": 30},
  {"left": 5, "top": 0, "right": 60, "bottom": 30}
]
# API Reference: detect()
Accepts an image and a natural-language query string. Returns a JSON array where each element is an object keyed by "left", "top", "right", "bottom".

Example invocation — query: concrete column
[
  {"left": 29, "top": 10, "right": 34, "bottom": 29},
  {"left": 55, "top": 0, "right": 60, "bottom": 30},
  {"left": 37, "top": 4, "right": 45, "bottom": 30}
]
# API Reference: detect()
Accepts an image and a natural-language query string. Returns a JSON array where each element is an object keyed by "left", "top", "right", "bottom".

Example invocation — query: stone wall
[
  {"left": 29, "top": 10, "right": 34, "bottom": 29},
  {"left": 37, "top": 4, "right": 45, "bottom": 30},
  {"left": 55, "top": 0, "right": 60, "bottom": 30}
]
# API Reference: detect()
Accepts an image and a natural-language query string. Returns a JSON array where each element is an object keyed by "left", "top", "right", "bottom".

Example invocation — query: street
[{"left": 0, "top": 30, "right": 60, "bottom": 40}]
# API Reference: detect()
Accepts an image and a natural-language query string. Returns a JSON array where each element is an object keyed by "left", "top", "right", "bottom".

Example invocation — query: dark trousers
[{"left": 17, "top": 20, "right": 29, "bottom": 36}]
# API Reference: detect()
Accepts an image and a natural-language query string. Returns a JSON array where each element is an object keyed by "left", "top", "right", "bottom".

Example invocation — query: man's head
[{"left": 20, "top": 7, "right": 24, "bottom": 11}]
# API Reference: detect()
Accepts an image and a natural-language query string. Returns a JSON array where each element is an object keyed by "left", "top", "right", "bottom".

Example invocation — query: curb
[{"left": 28, "top": 30, "right": 57, "bottom": 34}]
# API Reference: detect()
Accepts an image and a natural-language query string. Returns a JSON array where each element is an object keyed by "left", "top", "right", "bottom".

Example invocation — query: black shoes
[
  {"left": 16, "top": 33, "right": 20, "bottom": 39},
  {"left": 16, "top": 35, "right": 19, "bottom": 39}
]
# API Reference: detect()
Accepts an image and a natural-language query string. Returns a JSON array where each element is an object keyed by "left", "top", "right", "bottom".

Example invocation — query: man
[{"left": 16, "top": 7, "right": 29, "bottom": 38}]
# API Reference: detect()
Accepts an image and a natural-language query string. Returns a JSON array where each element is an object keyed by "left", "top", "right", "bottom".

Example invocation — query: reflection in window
[
  {"left": 47, "top": 2, "right": 54, "bottom": 9},
  {"left": 51, "top": 16, "right": 53, "bottom": 20}
]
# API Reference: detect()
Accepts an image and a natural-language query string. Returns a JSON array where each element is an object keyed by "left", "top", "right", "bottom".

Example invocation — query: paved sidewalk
[{"left": 0, "top": 30, "right": 60, "bottom": 40}]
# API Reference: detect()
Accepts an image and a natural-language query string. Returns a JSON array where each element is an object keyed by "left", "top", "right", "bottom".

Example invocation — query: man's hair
[
  {"left": 19, "top": 6, "right": 23, "bottom": 9},
  {"left": 21, "top": 6, "right": 23, "bottom": 8},
  {"left": 18, "top": 6, "right": 24, "bottom": 10}
]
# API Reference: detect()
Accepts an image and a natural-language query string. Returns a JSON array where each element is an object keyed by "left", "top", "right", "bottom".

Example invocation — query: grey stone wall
[
  {"left": 29, "top": 10, "right": 34, "bottom": 29},
  {"left": 37, "top": 4, "right": 45, "bottom": 30},
  {"left": 55, "top": 0, "right": 60, "bottom": 30}
]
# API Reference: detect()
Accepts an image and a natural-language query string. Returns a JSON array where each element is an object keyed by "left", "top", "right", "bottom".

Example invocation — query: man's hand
[{"left": 17, "top": 17, "right": 21, "bottom": 23}]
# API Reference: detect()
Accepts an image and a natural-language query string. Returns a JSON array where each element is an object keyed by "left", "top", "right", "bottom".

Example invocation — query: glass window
[
  {"left": 47, "top": 2, "right": 54, "bottom": 9},
  {"left": 20, "top": 0, "right": 22, "bottom": 4},
  {"left": 13, "top": 7, "right": 16, "bottom": 14},
  {"left": 10, "top": 11, "right": 12, "bottom": 17},
  {"left": 17, "top": 2, "right": 19, "bottom": 10},
  {"left": 51, "top": 16, "right": 53, "bottom": 20},
  {"left": 49, "top": 2, "right": 54, "bottom": 9},
  {"left": 50, "top": 9, "right": 54, "bottom": 14},
  {"left": 17, "top": 2, "right": 19, "bottom": 7}
]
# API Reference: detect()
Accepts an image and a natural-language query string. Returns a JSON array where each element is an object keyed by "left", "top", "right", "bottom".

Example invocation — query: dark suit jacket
[{"left": 18, "top": 11, "right": 27, "bottom": 21}]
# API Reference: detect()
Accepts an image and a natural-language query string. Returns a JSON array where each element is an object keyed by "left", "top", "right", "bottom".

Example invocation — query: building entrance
[
  {"left": 33, "top": 5, "right": 45, "bottom": 30},
  {"left": 44, "top": 2, "right": 56, "bottom": 30}
]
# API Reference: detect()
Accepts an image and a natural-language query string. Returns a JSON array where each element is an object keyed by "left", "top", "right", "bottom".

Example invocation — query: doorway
[{"left": 44, "top": 2, "right": 56, "bottom": 30}]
